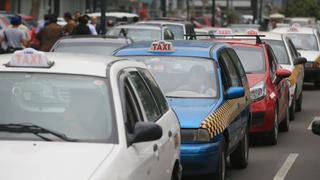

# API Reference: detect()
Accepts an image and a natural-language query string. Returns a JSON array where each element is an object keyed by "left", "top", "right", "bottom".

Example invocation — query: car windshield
[
  {"left": 165, "top": 24, "right": 184, "bottom": 40},
  {"left": 131, "top": 56, "right": 218, "bottom": 98},
  {"left": 233, "top": 46, "right": 266, "bottom": 73},
  {"left": 286, "top": 34, "right": 319, "bottom": 51},
  {"left": 53, "top": 42, "right": 124, "bottom": 55},
  {"left": 108, "top": 28, "right": 161, "bottom": 41},
  {"left": 264, "top": 40, "right": 290, "bottom": 64},
  {"left": 0, "top": 73, "right": 117, "bottom": 143}
]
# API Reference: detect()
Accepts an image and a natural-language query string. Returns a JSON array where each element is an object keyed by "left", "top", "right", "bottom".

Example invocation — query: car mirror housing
[
  {"left": 276, "top": 68, "right": 291, "bottom": 79},
  {"left": 131, "top": 122, "right": 163, "bottom": 144},
  {"left": 312, "top": 120, "right": 320, "bottom": 136},
  {"left": 294, "top": 57, "right": 307, "bottom": 65},
  {"left": 226, "top": 87, "right": 245, "bottom": 99}
]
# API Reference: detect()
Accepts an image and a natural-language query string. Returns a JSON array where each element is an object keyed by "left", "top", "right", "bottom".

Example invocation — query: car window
[
  {"left": 127, "top": 71, "right": 161, "bottom": 122},
  {"left": 233, "top": 46, "right": 266, "bottom": 73},
  {"left": 266, "top": 46, "right": 278, "bottom": 80},
  {"left": 108, "top": 28, "right": 161, "bottom": 41},
  {"left": 165, "top": 24, "right": 185, "bottom": 40},
  {"left": 220, "top": 51, "right": 242, "bottom": 87},
  {"left": 226, "top": 48, "right": 248, "bottom": 85},
  {"left": 264, "top": 40, "right": 290, "bottom": 65},
  {"left": 54, "top": 42, "right": 124, "bottom": 55},
  {"left": 138, "top": 68, "right": 169, "bottom": 114},
  {"left": 287, "top": 38, "right": 299, "bottom": 58},
  {"left": 286, "top": 34, "right": 319, "bottom": 51}
]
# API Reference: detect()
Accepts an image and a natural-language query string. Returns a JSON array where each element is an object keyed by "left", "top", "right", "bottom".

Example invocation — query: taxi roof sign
[
  {"left": 6, "top": 48, "right": 54, "bottom": 68},
  {"left": 149, "top": 41, "right": 176, "bottom": 52},
  {"left": 246, "top": 28, "right": 259, "bottom": 35},
  {"left": 214, "top": 28, "right": 233, "bottom": 35}
]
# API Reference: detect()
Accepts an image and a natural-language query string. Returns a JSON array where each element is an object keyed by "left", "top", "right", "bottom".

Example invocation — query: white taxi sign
[
  {"left": 288, "top": 24, "right": 300, "bottom": 32},
  {"left": 246, "top": 28, "right": 259, "bottom": 35},
  {"left": 7, "top": 48, "right": 53, "bottom": 68},
  {"left": 214, "top": 28, "right": 233, "bottom": 35},
  {"left": 149, "top": 41, "right": 176, "bottom": 52}
]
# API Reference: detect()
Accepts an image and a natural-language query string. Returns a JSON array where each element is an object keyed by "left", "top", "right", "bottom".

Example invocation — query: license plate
[{"left": 305, "top": 62, "right": 313, "bottom": 68}]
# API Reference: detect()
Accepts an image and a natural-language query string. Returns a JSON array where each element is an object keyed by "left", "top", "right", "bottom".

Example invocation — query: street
[{"left": 228, "top": 84, "right": 320, "bottom": 180}]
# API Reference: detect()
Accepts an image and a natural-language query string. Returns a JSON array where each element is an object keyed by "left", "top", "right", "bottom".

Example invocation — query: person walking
[
  {"left": 90, "top": 16, "right": 101, "bottom": 34},
  {"left": 83, "top": 15, "right": 97, "bottom": 35},
  {"left": 38, "top": 14, "right": 62, "bottom": 52},
  {"left": 72, "top": 16, "right": 91, "bottom": 35},
  {"left": 63, "top": 12, "right": 76, "bottom": 36},
  {"left": 3, "top": 16, "right": 27, "bottom": 53}
]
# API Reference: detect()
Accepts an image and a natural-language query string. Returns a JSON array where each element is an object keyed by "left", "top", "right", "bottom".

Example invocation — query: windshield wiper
[{"left": 0, "top": 123, "right": 78, "bottom": 142}]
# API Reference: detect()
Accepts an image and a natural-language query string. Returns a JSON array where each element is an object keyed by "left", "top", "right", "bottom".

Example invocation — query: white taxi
[
  {"left": 260, "top": 32, "right": 306, "bottom": 120},
  {"left": 0, "top": 49, "right": 181, "bottom": 180},
  {"left": 272, "top": 25, "right": 320, "bottom": 88}
]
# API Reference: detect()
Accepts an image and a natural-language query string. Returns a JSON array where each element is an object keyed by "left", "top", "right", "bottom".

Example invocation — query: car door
[
  {"left": 266, "top": 46, "right": 287, "bottom": 120},
  {"left": 218, "top": 49, "right": 244, "bottom": 150},
  {"left": 120, "top": 70, "right": 159, "bottom": 180},
  {"left": 126, "top": 69, "right": 174, "bottom": 180},
  {"left": 227, "top": 48, "right": 251, "bottom": 130}
]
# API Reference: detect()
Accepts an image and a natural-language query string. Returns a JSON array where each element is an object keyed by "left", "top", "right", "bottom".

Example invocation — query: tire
[
  {"left": 279, "top": 105, "right": 289, "bottom": 132},
  {"left": 230, "top": 127, "right": 249, "bottom": 169},
  {"left": 314, "top": 81, "right": 320, "bottom": 89},
  {"left": 213, "top": 139, "right": 227, "bottom": 180},
  {"left": 289, "top": 95, "right": 295, "bottom": 121},
  {"left": 295, "top": 92, "right": 303, "bottom": 112},
  {"left": 266, "top": 108, "right": 278, "bottom": 145}
]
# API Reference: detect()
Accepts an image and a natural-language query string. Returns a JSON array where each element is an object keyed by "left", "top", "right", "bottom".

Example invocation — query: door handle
[
  {"left": 153, "top": 144, "right": 158, "bottom": 152},
  {"left": 168, "top": 130, "right": 172, "bottom": 138}
]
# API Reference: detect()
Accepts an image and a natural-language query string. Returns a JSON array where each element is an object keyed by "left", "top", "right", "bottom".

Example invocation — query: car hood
[
  {"left": 0, "top": 141, "right": 114, "bottom": 180},
  {"left": 299, "top": 50, "right": 320, "bottom": 62},
  {"left": 168, "top": 98, "right": 219, "bottom": 128},
  {"left": 247, "top": 74, "right": 265, "bottom": 87}
]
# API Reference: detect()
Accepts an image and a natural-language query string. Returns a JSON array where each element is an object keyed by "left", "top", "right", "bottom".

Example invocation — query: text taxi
[
  {"left": 114, "top": 40, "right": 252, "bottom": 179},
  {"left": 0, "top": 49, "right": 181, "bottom": 180}
]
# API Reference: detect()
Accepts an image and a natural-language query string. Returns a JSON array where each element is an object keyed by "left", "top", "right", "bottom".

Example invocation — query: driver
[{"left": 177, "top": 65, "right": 216, "bottom": 97}]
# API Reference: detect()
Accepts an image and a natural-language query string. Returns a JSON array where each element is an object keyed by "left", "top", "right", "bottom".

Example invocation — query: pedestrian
[
  {"left": 63, "top": 12, "right": 76, "bottom": 36},
  {"left": 38, "top": 14, "right": 62, "bottom": 52},
  {"left": 83, "top": 15, "right": 97, "bottom": 35},
  {"left": 2, "top": 16, "right": 27, "bottom": 53},
  {"left": 90, "top": 16, "right": 101, "bottom": 34},
  {"left": 139, "top": 3, "right": 149, "bottom": 20},
  {"left": 15, "top": 16, "right": 31, "bottom": 47},
  {"left": 72, "top": 16, "right": 91, "bottom": 35},
  {"left": 36, "top": 14, "right": 50, "bottom": 34},
  {"left": 74, "top": 10, "right": 82, "bottom": 23}
]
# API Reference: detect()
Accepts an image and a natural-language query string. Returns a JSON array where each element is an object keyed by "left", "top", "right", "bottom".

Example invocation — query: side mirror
[
  {"left": 276, "top": 68, "right": 291, "bottom": 79},
  {"left": 226, "top": 87, "right": 245, "bottom": 99},
  {"left": 294, "top": 57, "right": 307, "bottom": 65},
  {"left": 131, "top": 122, "right": 163, "bottom": 144},
  {"left": 312, "top": 120, "right": 320, "bottom": 136}
]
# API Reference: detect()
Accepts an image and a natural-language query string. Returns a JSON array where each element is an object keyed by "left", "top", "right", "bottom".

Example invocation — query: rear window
[
  {"left": 264, "top": 40, "right": 290, "bottom": 65},
  {"left": 54, "top": 42, "right": 124, "bottom": 55},
  {"left": 233, "top": 46, "right": 266, "bottom": 73},
  {"left": 286, "top": 34, "right": 319, "bottom": 51}
]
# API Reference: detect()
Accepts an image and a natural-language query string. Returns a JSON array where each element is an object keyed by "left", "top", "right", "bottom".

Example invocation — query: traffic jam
[{"left": 1, "top": 10, "right": 320, "bottom": 180}]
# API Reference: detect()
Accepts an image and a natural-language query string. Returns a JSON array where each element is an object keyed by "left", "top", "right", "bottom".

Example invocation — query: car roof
[
  {"left": 88, "top": 12, "right": 138, "bottom": 18},
  {"left": 138, "top": 20, "right": 191, "bottom": 26},
  {"left": 114, "top": 24, "right": 162, "bottom": 30},
  {"left": 114, "top": 40, "right": 228, "bottom": 59},
  {"left": 272, "top": 27, "right": 316, "bottom": 34},
  {"left": 57, "top": 35, "right": 130, "bottom": 44},
  {"left": 0, "top": 53, "right": 125, "bottom": 77}
]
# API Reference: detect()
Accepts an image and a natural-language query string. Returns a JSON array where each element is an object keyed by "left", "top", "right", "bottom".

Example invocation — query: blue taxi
[{"left": 114, "top": 40, "right": 251, "bottom": 179}]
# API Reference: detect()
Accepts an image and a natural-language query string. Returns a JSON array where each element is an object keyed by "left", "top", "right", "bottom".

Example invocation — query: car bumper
[
  {"left": 304, "top": 67, "right": 320, "bottom": 82},
  {"left": 181, "top": 142, "right": 220, "bottom": 176},
  {"left": 250, "top": 97, "right": 276, "bottom": 133}
]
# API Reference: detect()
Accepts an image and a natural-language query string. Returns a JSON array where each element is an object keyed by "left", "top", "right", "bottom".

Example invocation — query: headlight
[
  {"left": 180, "top": 128, "right": 211, "bottom": 143},
  {"left": 250, "top": 81, "right": 266, "bottom": 101}
]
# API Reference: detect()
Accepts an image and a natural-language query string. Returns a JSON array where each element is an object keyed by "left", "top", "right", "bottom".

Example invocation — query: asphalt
[{"left": 183, "top": 84, "right": 320, "bottom": 180}]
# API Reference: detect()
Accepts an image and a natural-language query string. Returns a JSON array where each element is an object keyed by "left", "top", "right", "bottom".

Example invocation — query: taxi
[
  {"left": 260, "top": 32, "right": 306, "bottom": 120},
  {"left": 272, "top": 25, "right": 320, "bottom": 88},
  {"left": 114, "top": 40, "right": 251, "bottom": 179},
  {"left": 0, "top": 49, "right": 181, "bottom": 180},
  {"left": 214, "top": 32, "right": 292, "bottom": 145}
]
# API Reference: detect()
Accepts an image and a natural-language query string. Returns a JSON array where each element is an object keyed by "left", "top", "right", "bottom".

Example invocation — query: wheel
[
  {"left": 266, "top": 108, "right": 278, "bottom": 145},
  {"left": 295, "top": 92, "right": 303, "bottom": 112},
  {"left": 230, "top": 127, "right": 249, "bottom": 169},
  {"left": 279, "top": 105, "right": 289, "bottom": 132},
  {"left": 289, "top": 95, "right": 295, "bottom": 121},
  {"left": 314, "top": 81, "right": 320, "bottom": 89},
  {"left": 213, "top": 139, "right": 226, "bottom": 180}
]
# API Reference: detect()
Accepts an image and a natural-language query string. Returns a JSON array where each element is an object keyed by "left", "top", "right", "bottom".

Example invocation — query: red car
[{"left": 218, "top": 38, "right": 291, "bottom": 145}]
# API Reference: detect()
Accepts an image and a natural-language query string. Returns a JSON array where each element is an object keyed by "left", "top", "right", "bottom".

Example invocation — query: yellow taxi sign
[
  {"left": 214, "top": 28, "right": 233, "bottom": 35},
  {"left": 7, "top": 48, "right": 53, "bottom": 68},
  {"left": 149, "top": 41, "right": 176, "bottom": 52},
  {"left": 246, "top": 28, "right": 259, "bottom": 35}
]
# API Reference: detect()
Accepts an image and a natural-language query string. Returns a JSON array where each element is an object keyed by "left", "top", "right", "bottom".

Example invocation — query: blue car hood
[{"left": 168, "top": 98, "right": 219, "bottom": 128}]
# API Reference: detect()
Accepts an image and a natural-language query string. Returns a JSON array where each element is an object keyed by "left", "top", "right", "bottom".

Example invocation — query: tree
[
  {"left": 285, "top": 0, "right": 320, "bottom": 19},
  {"left": 29, "top": 0, "right": 41, "bottom": 20}
]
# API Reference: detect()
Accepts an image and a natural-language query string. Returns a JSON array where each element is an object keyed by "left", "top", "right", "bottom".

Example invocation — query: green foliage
[{"left": 285, "top": 0, "right": 320, "bottom": 19}]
